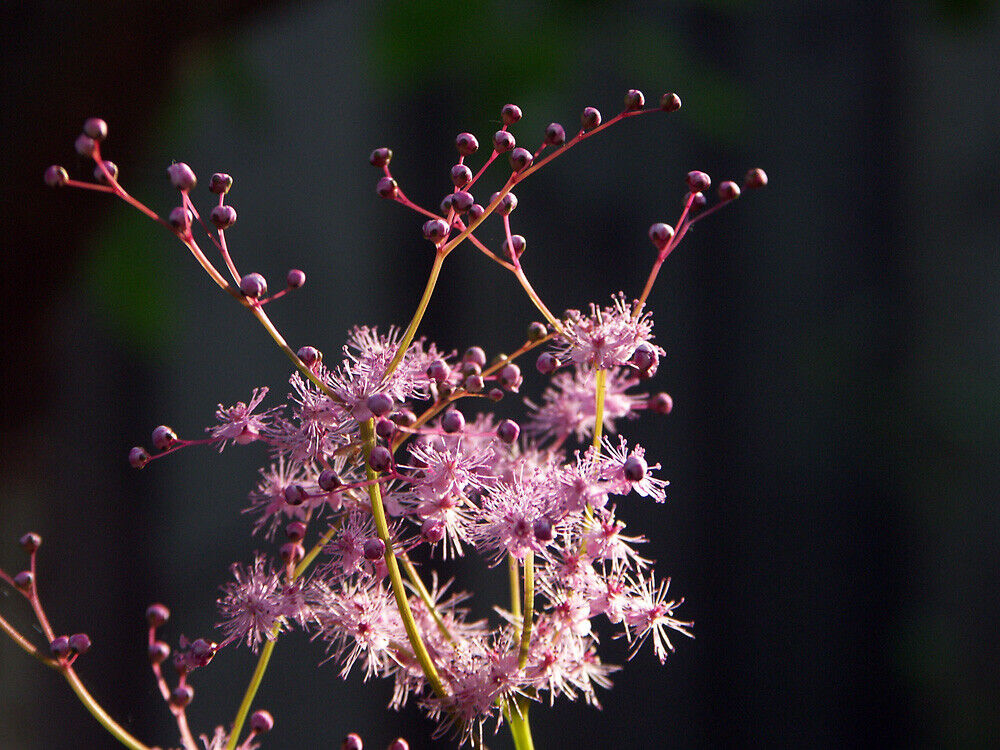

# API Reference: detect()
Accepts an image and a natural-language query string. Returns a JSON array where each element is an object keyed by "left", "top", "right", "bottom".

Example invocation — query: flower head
[{"left": 553, "top": 293, "right": 662, "bottom": 370}]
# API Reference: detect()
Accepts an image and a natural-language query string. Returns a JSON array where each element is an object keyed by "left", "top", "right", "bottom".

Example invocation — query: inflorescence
[{"left": 3, "top": 89, "right": 765, "bottom": 750}]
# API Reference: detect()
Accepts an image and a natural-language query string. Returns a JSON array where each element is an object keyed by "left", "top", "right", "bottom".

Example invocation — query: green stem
[
  {"left": 360, "top": 419, "right": 447, "bottom": 699},
  {"left": 508, "top": 554, "right": 521, "bottom": 620},
  {"left": 224, "top": 639, "right": 276, "bottom": 750},
  {"left": 512, "top": 266, "right": 563, "bottom": 333},
  {"left": 399, "top": 552, "right": 453, "bottom": 643},
  {"left": 517, "top": 552, "right": 534, "bottom": 669},
  {"left": 385, "top": 250, "right": 446, "bottom": 377},
  {"left": 507, "top": 695, "right": 536, "bottom": 750},
  {"left": 592, "top": 368, "right": 607, "bottom": 451},
  {"left": 63, "top": 667, "right": 151, "bottom": 750}
]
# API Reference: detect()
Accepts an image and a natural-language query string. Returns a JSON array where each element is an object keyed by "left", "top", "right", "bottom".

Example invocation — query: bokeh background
[{"left": 2, "top": 1, "right": 999, "bottom": 748}]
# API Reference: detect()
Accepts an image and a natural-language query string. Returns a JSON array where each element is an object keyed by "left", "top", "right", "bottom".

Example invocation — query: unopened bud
[
  {"left": 209, "top": 173, "right": 233, "bottom": 194},
  {"left": 167, "top": 163, "right": 197, "bottom": 191},
  {"left": 624, "top": 89, "right": 645, "bottom": 111},
  {"left": 129, "top": 446, "right": 151, "bottom": 469},
  {"left": 501, "top": 104, "right": 523, "bottom": 125},
  {"left": 83, "top": 118, "right": 108, "bottom": 141},
  {"left": 580, "top": 107, "right": 601, "bottom": 131},
  {"left": 369, "top": 147, "right": 392, "bottom": 168},
  {"left": 660, "top": 92, "right": 682, "bottom": 112},
  {"left": 44, "top": 165, "right": 68, "bottom": 187}
]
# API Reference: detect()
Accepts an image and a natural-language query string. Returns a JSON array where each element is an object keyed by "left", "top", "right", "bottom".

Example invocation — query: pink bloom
[
  {"left": 553, "top": 293, "right": 661, "bottom": 370},
  {"left": 217, "top": 555, "right": 286, "bottom": 652},
  {"left": 210, "top": 387, "right": 281, "bottom": 449}
]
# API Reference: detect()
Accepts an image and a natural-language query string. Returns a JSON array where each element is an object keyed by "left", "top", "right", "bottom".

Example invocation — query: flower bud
[
  {"left": 497, "top": 419, "right": 520, "bottom": 444},
  {"left": 167, "top": 163, "right": 197, "bottom": 191},
  {"left": 376, "top": 176, "right": 398, "bottom": 199},
  {"left": 375, "top": 417, "right": 396, "bottom": 440},
  {"left": 660, "top": 92, "right": 682, "bottom": 112},
  {"left": 363, "top": 537, "right": 385, "bottom": 561},
  {"left": 718, "top": 181, "right": 740, "bottom": 201},
  {"left": 19, "top": 532, "right": 42, "bottom": 554},
  {"left": 297, "top": 346, "right": 322, "bottom": 366},
  {"left": 286, "top": 521, "right": 307, "bottom": 542},
  {"left": 441, "top": 410, "right": 465, "bottom": 433},
  {"left": 210, "top": 205, "right": 237, "bottom": 230},
  {"left": 83, "top": 117, "right": 108, "bottom": 141},
  {"left": 283, "top": 484, "right": 307, "bottom": 506},
  {"left": 240, "top": 273, "right": 267, "bottom": 299},
  {"left": 469, "top": 203, "right": 485, "bottom": 221},
  {"left": 648, "top": 392, "right": 673, "bottom": 415},
  {"left": 455, "top": 132, "right": 479, "bottom": 156},
  {"left": 686, "top": 171, "right": 711, "bottom": 193},
  {"left": 318, "top": 469, "right": 342, "bottom": 492},
  {"left": 369, "top": 147, "right": 392, "bottom": 168},
  {"left": 168, "top": 207, "right": 192, "bottom": 232},
  {"left": 366, "top": 393, "right": 394, "bottom": 418},
  {"left": 492, "top": 130, "right": 515, "bottom": 153},
  {"left": 509, "top": 148, "right": 533, "bottom": 172},
  {"left": 74, "top": 134, "right": 97, "bottom": 157},
  {"left": 498, "top": 192, "right": 518, "bottom": 215},
  {"left": 148, "top": 640, "right": 170, "bottom": 664},
  {"left": 488, "top": 387, "right": 504, "bottom": 402},
  {"left": 463, "top": 374, "right": 484, "bottom": 393},
  {"left": 170, "top": 684, "right": 194, "bottom": 709},
  {"left": 544, "top": 122, "right": 566, "bottom": 146},
  {"left": 648, "top": 222, "right": 675, "bottom": 250},
  {"left": 451, "top": 190, "right": 474, "bottom": 214},
  {"left": 146, "top": 603, "right": 170, "bottom": 628},
  {"left": 388, "top": 740, "right": 409, "bottom": 750},
  {"left": 189, "top": 638, "right": 216, "bottom": 667},
  {"left": 286, "top": 268, "right": 306, "bottom": 288},
  {"left": 630, "top": 343, "right": 658, "bottom": 373},
  {"left": 527, "top": 321, "right": 547, "bottom": 341},
  {"left": 744, "top": 168, "right": 768, "bottom": 189},
  {"left": 129, "top": 446, "right": 151, "bottom": 469},
  {"left": 368, "top": 446, "right": 392, "bottom": 473},
  {"left": 44, "top": 165, "right": 69, "bottom": 187},
  {"left": 535, "top": 352, "right": 559, "bottom": 374},
  {"left": 50, "top": 636, "right": 71, "bottom": 659},
  {"left": 341, "top": 734, "right": 363, "bottom": 750},
  {"left": 427, "top": 359, "right": 450, "bottom": 382},
  {"left": 501, "top": 103, "right": 522, "bottom": 125},
  {"left": 580, "top": 106, "right": 601, "bottom": 131},
  {"left": 623, "top": 455, "right": 647, "bottom": 482},
  {"left": 250, "top": 710, "right": 274, "bottom": 734},
  {"left": 209, "top": 173, "right": 233, "bottom": 194},
  {"left": 390, "top": 409, "right": 416, "bottom": 427},
  {"left": 503, "top": 235, "right": 526, "bottom": 257},
  {"left": 151, "top": 425, "right": 178, "bottom": 451},
  {"left": 499, "top": 363, "right": 522, "bottom": 391},
  {"left": 463, "top": 346, "right": 487, "bottom": 367},
  {"left": 13, "top": 571, "right": 33, "bottom": 590},
  {"left": 532, "top": 516, "right": 554, "bottom": 542},
  {"left": 624, "top": 89, "right": 645, "bottom": 111},
  {"left": 93, "top": 160, "right": 118, "bottom": 184},
  {"left": 450, "top": 163, "right": 472, "bottom": 188},
  {"left": 69, "top": 633, "right": 92, "bottom": 654},
  {"left": 422, "top": 219, "right": 449, "bottom": 242}
]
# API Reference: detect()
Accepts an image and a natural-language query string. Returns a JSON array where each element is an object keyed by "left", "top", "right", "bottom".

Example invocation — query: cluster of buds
[{"left": 5, "top": 89, "right": 765, "bottom": 749}]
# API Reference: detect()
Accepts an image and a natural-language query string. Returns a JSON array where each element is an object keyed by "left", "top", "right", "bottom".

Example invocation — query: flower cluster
[{"left": 2, "top": 90, "right": 765, "bottom": 750}]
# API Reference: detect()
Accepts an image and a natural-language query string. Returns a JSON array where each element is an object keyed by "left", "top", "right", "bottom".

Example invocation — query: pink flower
[
  {"left": 553, "top": 293, "right": 662, "bottom": 370},
  {"left": 217, "top": 555, "right": 286, "bottom": 652},
  {"left": 210, "top": 387, "right": 281, "bottom": 449}
]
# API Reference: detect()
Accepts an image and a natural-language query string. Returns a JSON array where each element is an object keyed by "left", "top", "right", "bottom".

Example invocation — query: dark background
[{"left": 2, "top": 1, "right": 999, "bottom": 748}]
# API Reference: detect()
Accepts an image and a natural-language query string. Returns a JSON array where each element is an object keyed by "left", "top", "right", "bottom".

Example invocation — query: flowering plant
[{"left": 3, "top": 89, "right": 764, "bottom": 749}]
